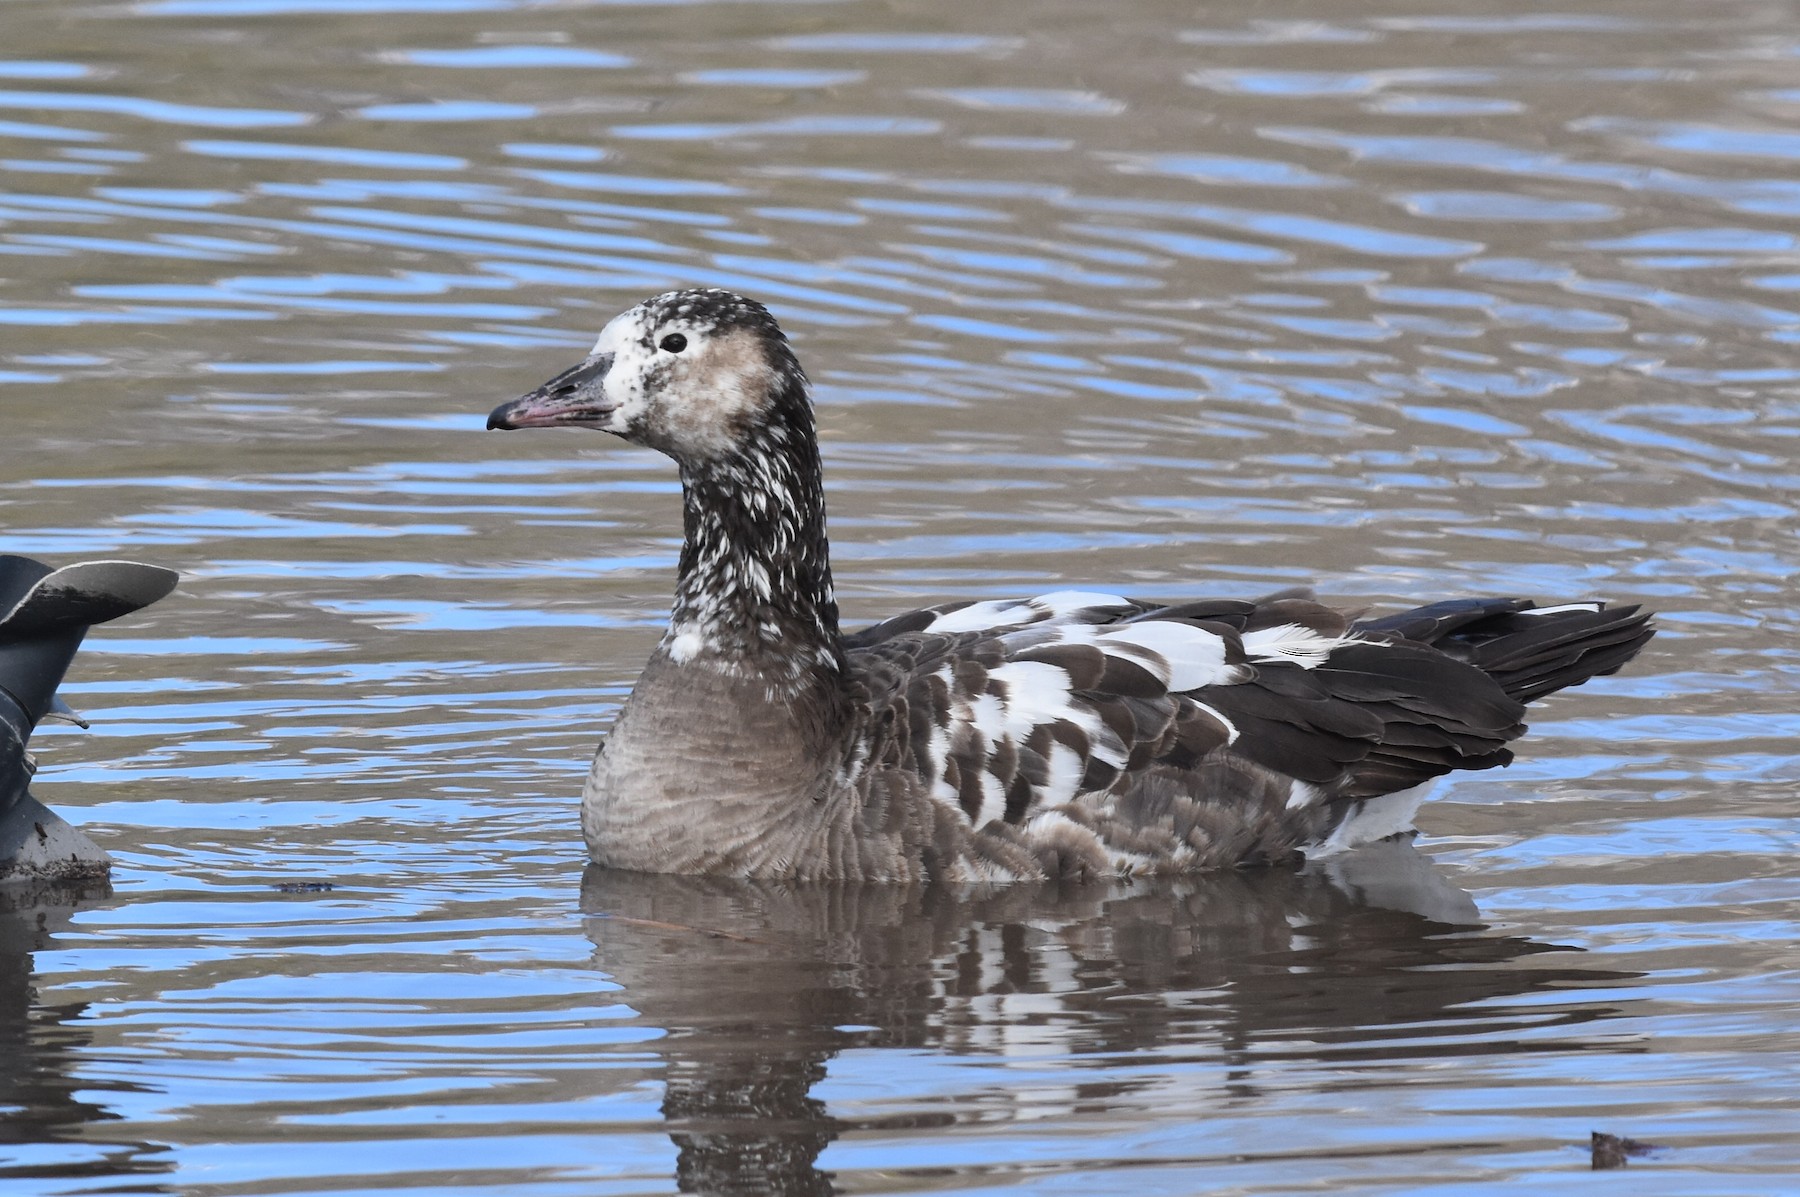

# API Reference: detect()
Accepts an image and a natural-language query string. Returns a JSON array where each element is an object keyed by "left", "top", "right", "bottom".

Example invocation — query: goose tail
[{"left": 1355, "top": 597, "right": 1655, "bottom": 705}]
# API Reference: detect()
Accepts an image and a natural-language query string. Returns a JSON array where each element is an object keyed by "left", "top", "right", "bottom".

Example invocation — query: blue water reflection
[{"left": 3, "top": 0, "right": 1799, "bottom": 1190}]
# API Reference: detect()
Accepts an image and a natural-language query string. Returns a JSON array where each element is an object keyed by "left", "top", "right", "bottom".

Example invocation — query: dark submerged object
[
  {"left": 486, "top": 288, "right": 1656, "bottom": 882},
  {"left": 0, "top": 555, "right": 178, "bottom": 885},
  {"left": 1591, "top": 1131, "right": 1663, "bottom": 1169}
]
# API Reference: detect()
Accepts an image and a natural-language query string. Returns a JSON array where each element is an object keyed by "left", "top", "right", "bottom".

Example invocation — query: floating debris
[{"left": 1591, "top": 1131, "right": 1662, "bottom": 1169}]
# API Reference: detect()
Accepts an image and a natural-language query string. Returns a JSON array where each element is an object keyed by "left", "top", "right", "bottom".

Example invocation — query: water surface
[{"left": 3, "top": 0, "right": 1798, "bottom": 1191}]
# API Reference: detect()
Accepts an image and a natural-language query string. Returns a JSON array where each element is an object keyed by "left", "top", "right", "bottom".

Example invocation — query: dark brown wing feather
[{"left": 842, "top": 590, "right": 1652, "bottom": 832}]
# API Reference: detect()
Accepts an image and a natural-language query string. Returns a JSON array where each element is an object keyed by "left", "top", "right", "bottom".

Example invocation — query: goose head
[{"left": 487, "top": 288, "right": 806, "bottom": 463}]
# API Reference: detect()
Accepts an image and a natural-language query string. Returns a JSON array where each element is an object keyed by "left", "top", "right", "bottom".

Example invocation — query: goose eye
[{"left": 659, "top": 333, "right": 688, "bottom": 354}]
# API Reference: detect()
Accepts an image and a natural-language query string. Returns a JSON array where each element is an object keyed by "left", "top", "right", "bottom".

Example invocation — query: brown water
[{"left": 3, "top": 0, "right": 1799, "bottom": 1192}]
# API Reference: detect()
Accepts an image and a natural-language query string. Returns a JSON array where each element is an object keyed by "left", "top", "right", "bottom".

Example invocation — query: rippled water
[{"left": 3, "top": 0, "right": 1799, "bottom": 1191}]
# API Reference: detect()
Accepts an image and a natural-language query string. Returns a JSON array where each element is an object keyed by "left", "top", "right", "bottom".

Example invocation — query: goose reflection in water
[
  {"left": 0, "top": 885, "right": 171, "bottom": 1190},
  {"left": 580, "top": 839, "right": 1636, "bottom": 1194}
]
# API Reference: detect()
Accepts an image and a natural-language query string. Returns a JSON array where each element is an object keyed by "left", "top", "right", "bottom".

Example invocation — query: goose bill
[{"left": 487, "top": 353, "right": 616, "bottom": 429}]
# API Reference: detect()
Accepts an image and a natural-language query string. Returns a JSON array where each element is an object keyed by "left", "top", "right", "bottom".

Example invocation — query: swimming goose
[{"left": 486, "top": 288, "right": 1653, "bottom": 883}]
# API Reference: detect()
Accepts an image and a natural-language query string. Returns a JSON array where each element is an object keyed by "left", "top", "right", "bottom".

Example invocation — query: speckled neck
[{"left": 664, "top": 375, "right": 844, "bottom": 683}]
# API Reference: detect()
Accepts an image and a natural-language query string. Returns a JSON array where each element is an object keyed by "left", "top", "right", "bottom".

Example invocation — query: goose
[{"left": 485, "top": 288, "right": 1653, "bottom": 883}]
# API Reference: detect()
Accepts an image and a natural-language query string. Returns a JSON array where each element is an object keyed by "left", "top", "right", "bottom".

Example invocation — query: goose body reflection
[
  {"left": 1, "top": 885, "right": 169, "bottom": 1185},
  {"left": 487, "top": 289, "right": 1654, "bottom": 882},
  {"left": 580, "top": 842, "right": 1629, "bottom": 1193}
]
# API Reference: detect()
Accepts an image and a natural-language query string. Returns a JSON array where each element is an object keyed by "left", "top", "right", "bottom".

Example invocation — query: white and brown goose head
[
  {"left": 488, "top": 288, "right": 804, "bottom": 461},
  {"left": 488, "top": 289, "right": 843, "bottom": 683}
]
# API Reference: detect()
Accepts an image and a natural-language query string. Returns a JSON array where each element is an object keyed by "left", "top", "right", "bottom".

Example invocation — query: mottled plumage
[{"left": 486, "top": 288, "right": 1654, "bottom": 882}]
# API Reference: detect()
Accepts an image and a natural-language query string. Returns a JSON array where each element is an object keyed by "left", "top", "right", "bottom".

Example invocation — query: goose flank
[{"left": 485, "top": 288, "right": 1654, "bottom": 883}]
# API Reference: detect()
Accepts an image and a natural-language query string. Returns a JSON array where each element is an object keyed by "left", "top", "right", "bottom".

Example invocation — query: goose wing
[{"left": 844, "top": 589, "right": 1530, "bottom": 830}]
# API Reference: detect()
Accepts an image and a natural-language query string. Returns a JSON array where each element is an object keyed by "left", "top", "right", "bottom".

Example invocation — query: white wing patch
[
  {"left": 983, "top": 658, "right": 1127, "bottom": 817},
  {"left": 1285, "top": 779, "right": 1327, "bottom": 810},
  {"left": 924, "top": 590, "right": 1133, "bottom": 635},
  {"left": 1042, "top": 740, "right": 1087, "bottom": 804},
  {"left": 1090, "top": 621, "right": 1251, "bottom": 691},
  {"left": 907, "top": 594, "right": 1260, "bottom": 829},
  {"left": 976, "top": 769, "right": 1007, "bottom": 828},
  {"left": 967, "top": 689, "right": 1009, "bottom": 747},
  {"left": 1241, "top": 623, "right": 1357, "bottom": 670},
  {"left": 918, "top": 653, "right": 1132, "bottom": 827},
  {"left": 928, "top": 598, "right": 1039, "bottom": 635},
  {"left": 985, "top": 660, "right": 1082, "bottom": 739}
]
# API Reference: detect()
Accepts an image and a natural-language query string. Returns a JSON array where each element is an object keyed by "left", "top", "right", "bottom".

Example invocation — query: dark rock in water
[
  {"left": 1591, "top": 1131, "right": 1662, "bottom": 1169},
  {"left": 1, "top": 555, "right": 178, "bottom": 887}
]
